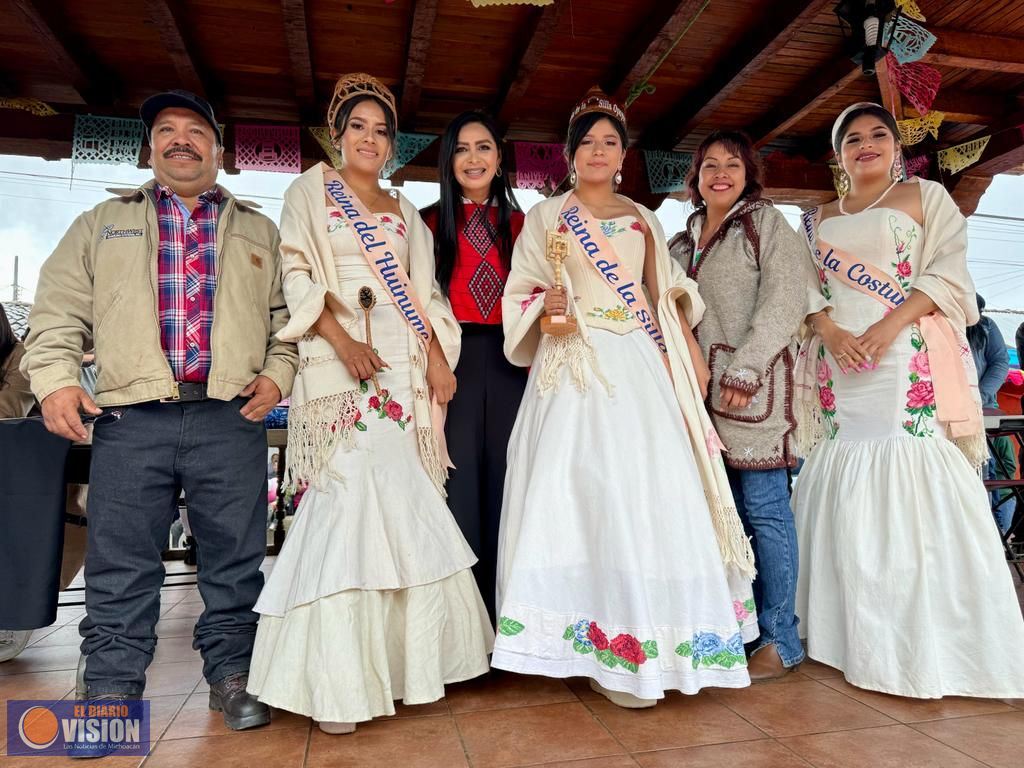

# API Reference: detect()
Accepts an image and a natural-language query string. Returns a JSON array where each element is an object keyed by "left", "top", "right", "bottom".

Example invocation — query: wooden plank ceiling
[{"left": 0, "top": 0, "right": 1021, "bottom": 212}]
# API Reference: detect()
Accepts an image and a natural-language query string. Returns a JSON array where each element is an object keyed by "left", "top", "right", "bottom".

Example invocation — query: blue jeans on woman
[{"left": 726, "top": 466, "right": 804, "bottom": 668}]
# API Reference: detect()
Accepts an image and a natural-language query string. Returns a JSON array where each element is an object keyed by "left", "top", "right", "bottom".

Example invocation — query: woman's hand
[
  {"left": 720, "top": 385, "right": 753, "bottom": 410},
  {"left": 856, "top": 314, "right": 902, "bottom": 367},
  {"left": 427, "top": 359, "right": 457, "bottom": 405},
  {"left": 334, "top": 335, "right": 387, "bottom": 381},
  {"left": 814, "top": 314, "right": 871, "bottom": 373},
  {"left": 543, "top": 285, "right": 568, "bottom": 317}
]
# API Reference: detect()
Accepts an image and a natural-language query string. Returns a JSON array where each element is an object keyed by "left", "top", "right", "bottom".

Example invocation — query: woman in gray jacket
[{"left": 669, "top": 130, "right": 812, "bottom": 681}]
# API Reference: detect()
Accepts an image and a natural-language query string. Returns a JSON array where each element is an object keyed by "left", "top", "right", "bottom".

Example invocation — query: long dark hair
[
  {"left": 433, "top": 111, "right": 521, "bottom": 295},
  {"left": 0, "top": 305, "right": 17, "bottom": 370},
  {"left": 686, "top": 129, "right": 763, "bottom": 209}
]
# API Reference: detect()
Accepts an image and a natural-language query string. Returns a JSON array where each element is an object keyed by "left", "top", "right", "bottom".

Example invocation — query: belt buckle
[{"left": 159, "top": 382, "right": 181, "bottom": 403}]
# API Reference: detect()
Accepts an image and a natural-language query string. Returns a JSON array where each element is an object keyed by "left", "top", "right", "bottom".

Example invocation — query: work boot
[
  {"left": 68, "top": 693, "right": 142, "bottom": 759},
  {"left": 747, "top": 643, "right": 797, "bottom": 682},
  {"left": 208, "top": 671, "right": 270, "bottom": 730}
]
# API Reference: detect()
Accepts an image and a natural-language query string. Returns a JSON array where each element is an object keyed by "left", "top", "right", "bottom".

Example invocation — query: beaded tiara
[
  {"left": 569, "top": 86, "right": 627, "bottom": 132},
  {"left": 327, "top": 73, "right": 398, "bottom": 140}
]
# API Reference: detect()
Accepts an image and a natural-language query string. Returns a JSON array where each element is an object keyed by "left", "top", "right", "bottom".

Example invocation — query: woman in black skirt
[{"left": 422, "top": 111, "right": 526, "bottom": 623}]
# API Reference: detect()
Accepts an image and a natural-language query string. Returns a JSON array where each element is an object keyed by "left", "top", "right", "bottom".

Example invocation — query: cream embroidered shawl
[
  {"left": 275, "top": 163, "right": 461, "bottom": 491},
  {"left": 502, "top": 192, "right": 756, "bottom": 580}
]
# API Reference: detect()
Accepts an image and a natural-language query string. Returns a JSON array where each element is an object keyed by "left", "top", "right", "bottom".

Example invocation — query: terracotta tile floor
[{"left": 1, "top": 561, "right": 1022, "bottom": 767}]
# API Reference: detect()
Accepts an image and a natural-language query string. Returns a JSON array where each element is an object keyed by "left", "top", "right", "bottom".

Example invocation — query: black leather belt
[{"left": 160, "top": 382, "right": 209, "bottom": 402}]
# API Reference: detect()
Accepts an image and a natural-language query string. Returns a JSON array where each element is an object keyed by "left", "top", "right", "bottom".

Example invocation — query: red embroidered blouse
[{"left": 423, "top": 203, "right": 524, "bottom": 325}]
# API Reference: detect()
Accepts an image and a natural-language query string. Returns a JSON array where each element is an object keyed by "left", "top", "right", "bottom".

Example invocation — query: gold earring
[{"left": 837, "top": 167, "right": 851, "bottom": 197}]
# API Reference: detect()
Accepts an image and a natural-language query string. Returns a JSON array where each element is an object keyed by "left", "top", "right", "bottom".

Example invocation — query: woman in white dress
[
  {"left": 494, "top": 87, "right": 758, "bottom": 708},
  {"left": 793, "top": 101, "right": 1024, "bottom": 699},
  {"left": 247, "top": 73, "right": 493, "bottom": 733}
]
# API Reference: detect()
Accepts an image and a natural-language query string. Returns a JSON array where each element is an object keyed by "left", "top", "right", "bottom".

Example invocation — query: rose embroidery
[
  {"left": 906, "top": 380, "right": 935, "bottom": 409},
  {"left": 816, "top": 344, "right": 839, "bottom": 439},
  {"left": 675, "top": 630, "right": 747, "bottom": 670},
  {"left": 384, "top": 400, "right": 403, "bottom": 421},
  {"left": 902, "top": 326, "right": 936, "bottom": 438},
  {"left": 816, "top": 358, "right": 832, "bottom": 385},
  {"left": 563, "top": 620, "right": 657, "bottom": 672},
  {"left": 733, "top": 599, "right": 754, "bottom": 623},
  {"left": 889, "top": 214, "right": 917, "bottom": 292},
  {"left": 629, "top": 220, "right": 644, "bottom": 232},
  {"left": 909, "top": 351, "right": 930, "bottom": 377},
  {"left": 364, "top": 385, "right": 412, "bottom": 431},
  {"left": 819, "top": 386, "right": 836, "bottom": 410},
  {"left": 587, "top": 622, "right": 610, "bottom": 651},
  {"left": 610, "top": 634, "right": 647, "bottom": 666}
]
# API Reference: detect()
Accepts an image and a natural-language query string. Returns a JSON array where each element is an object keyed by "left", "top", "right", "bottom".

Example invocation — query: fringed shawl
[
  {"left": 275, "top": 163, "right": 461, "bottom": 491},
  {"left": 502, "top": 192, "right": 756, "bottom": 580}
]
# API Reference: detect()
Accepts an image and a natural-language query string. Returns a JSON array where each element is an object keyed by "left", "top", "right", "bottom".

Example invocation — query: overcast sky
[{"left": 1, "top": 154, "right": 1021, "bottom": 347}]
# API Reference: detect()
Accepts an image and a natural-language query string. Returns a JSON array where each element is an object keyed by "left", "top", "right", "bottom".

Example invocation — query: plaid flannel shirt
[{"left": 155, "top": 184, "right": 222, "bottom": 382}]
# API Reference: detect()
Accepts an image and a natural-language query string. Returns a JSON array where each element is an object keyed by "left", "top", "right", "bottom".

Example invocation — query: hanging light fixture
[{"left": 834, "top": 0, "right": 903, "bottom": 76}]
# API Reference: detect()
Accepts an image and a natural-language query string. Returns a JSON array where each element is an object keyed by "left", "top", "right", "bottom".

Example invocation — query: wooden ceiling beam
[
  {"left": 494, "top": 2, "right": 564, "bottom": 132},
  {"left": 279, "top": 0, "right": 318, "bottom": 121},
  {"left": 924, "top": 28, "right": 1024, "bottom": 74},
  {"left": 956, "top": 107, "right": 1024, "bottom": 178},
  {"left": 602, "top": 0, "right": 709, "bottom": 104},
  {"left": 145, "top": 0, "right": 211, "bottom": 100},
  {"left": 909, "top": 89, "right": 1009, "bottom": 125},
  {"left": 640, "top": 0, "right": 834, "bottom": 150},
  {"left": 398, "top": 0, "right": 440, "bottom": 128},
  {"left": 10, "top": 0, "right": 115, "bottom": 105},
  {"left": 748, "top": 56, "right": 861, "bottom": 149}
]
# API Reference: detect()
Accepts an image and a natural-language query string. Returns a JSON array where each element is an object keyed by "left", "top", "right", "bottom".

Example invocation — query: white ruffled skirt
[
  {"left": 248, "top": 265, "right": 493, "bottom": 722},
  {"left": 493, "top": 329, "right": 757, "bottom": 700}
]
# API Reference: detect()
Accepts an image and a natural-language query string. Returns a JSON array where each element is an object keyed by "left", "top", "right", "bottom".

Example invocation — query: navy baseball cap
[{"left": 140, "top": 90, "right": 222, "bottom": 145}]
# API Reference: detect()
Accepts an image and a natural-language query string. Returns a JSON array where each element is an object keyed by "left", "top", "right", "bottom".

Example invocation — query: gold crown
[
  {"left": 569, "top": 86, "right": 627, "bottom": 132},
  {"left": 327, "top": 73, "right": 398, "bottom": 140}
]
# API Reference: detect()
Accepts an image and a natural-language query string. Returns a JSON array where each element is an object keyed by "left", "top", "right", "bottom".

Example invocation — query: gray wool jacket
[{"left": 669, "top": 198, "right": 812, "bottom": 470}]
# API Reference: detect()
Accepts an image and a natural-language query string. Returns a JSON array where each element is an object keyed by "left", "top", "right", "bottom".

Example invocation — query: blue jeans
[
  {"left": 986, "top": 457, "right": 1016, "bottom": 536},
  {"left": 726, "top": 466, "right": 804, "bottom": 668},
  {"left": 80, "top": 398, "right": 268, "bottom": 696}
]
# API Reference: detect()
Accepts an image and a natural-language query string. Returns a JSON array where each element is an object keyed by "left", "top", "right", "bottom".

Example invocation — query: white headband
[{"left": 831, "top": 101, "right": 888, "bottom": 149}]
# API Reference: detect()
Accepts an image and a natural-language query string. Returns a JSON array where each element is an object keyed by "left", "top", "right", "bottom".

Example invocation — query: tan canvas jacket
[{"left": 22, "top": 180, "right": 297, "bottom": 406}]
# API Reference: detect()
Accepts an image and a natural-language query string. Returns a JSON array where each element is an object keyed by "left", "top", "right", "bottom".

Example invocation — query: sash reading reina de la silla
[
  {"left": 322, "top": 168, "right": 433, "bottom": 348},
  {"left": 558, "top": 195, "right": 669, "bottom": 366}
]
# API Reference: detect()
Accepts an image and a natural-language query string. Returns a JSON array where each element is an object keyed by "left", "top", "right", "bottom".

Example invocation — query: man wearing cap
[{"left": 22, "top": 90, "right": 296, "bottom": 732}]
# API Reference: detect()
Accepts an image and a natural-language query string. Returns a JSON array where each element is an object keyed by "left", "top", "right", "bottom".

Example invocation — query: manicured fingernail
[{"left": 840, "top": 366, "right": 848, "bottom": 374}]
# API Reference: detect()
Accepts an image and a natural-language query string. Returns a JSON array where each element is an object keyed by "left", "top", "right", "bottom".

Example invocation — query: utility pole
[{"left": 11, "top": 255, "right": 22, "bottom": 302}]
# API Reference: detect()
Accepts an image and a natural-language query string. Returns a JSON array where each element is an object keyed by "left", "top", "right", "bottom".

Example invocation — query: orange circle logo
[{"left": 18, "top": 706, "right": 60, "bottom": 749}]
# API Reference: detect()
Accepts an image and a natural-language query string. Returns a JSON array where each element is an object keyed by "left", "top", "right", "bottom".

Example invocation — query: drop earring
[{"left": 891, "top": 154, "right": 904, "bottom": 181}]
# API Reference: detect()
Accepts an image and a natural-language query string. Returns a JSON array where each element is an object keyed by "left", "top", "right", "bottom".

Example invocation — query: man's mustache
[{"left": 163, "top": 145, "right": 202, "bottom": 161}]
